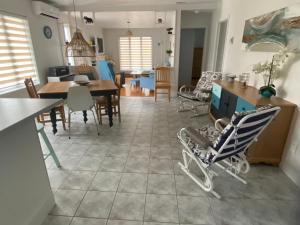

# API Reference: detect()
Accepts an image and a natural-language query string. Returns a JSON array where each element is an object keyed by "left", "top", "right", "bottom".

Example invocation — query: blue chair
[
  {"left": 97, "top": 60, "right": 115, "bottom": 80},
  {"left": 140, "top": 74, "right": 155, "bottom": 91}
]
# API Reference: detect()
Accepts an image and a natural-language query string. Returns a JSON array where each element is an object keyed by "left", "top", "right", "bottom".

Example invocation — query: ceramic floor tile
[
  {"left": 147, "top": 174, "right": 176, "bottom": 195},
  {"left": 149, "top": 159, "right": 174, "bottom": 174},
  {"left": 75, "top": 156, "right": 102, "bottom": 171},
  {"left": 70, "top": 217, "right": 107, "bottom": 225},
  {"left": 89, "top": 172, "right": 122, "bottom": 191},
  {"left": 110, "top": 193, "right": 146, "bottom": 221},
  {"left": 118, "top": 173, "right": 148, "bottom": 193},
  {"left": 76, "top": 191, "right": 115, "bottom": 218},
  {"left": 44, "top": 97, "right": 300, "bottom": 225},
  {"left": 42, "top": 216, "right": 72, "bottom": 225},
  {"left": 107, "top": 220, "right": 143, "bottom": 225},
  {"left": 59, "top": 171, "right": 95, "bottom": 190},
  {"left": 210, "top": 198, "right": 252, "bottom": 225},
  {"left": 50, "top": 189, "right": 85, "bottom": 216},
  {"left": 100, "top": 156, "right": 127, "bottom": 172},
  {"left": 144, "top": 194, "right": 178, "bottom": 223},
  {"left": 124, "top": 158, "right": 149, "bottom": 173},
  {"left": 177, "top": 196, "right": 214, "bottom": 225},
  {"left": 175, "top": 175, "right": 207, "bottom": 197}
]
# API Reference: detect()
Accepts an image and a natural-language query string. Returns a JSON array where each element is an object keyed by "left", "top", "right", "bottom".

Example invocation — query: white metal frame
[{"left": 177, "top": 106, "right": 281, "bottom": 199}]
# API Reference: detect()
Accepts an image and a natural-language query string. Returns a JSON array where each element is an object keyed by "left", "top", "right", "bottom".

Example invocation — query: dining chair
[
  {"left": 36, "top": 122, "right": 61, "bottom": 167},
  {"left": 75, "top": 64, "right": 98, "bottom": 80},
  {"left": 67, "top": 86, "right": 100, "bottom": 138},
  {"left": 155, "top": 67, "right": 171, "bottom": 102},
  {"left": 95, "top": 82, "right": 121, "bottom": 125},
  {"left": 24, "top": 78, "right": 66, "bottom": 130}
]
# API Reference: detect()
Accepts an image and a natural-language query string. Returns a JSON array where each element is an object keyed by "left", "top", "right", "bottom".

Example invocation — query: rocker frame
[{"left": 177, "top": 106, "right": 281, "bottom": 199}]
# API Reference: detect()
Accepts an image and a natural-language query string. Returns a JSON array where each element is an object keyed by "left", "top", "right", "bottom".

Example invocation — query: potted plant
[
  {"left": 252, "top": 50, "right": 289, "bottom": 97},
  {"left": 166, "top": 49, "right": 173, "bottom": 56}
]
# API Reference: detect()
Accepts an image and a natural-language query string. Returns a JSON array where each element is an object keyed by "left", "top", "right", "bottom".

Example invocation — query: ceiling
[
  {"left": 45, "top": 0, "right": 218, "bottom": 11},
  {"left": 68, "top": 11, "right": 176, "bottom": 28}
]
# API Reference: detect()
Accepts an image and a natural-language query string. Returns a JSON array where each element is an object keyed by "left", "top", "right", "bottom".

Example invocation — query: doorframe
[{"left": 213, "top": 18, "right": 229, "bottom": 72}]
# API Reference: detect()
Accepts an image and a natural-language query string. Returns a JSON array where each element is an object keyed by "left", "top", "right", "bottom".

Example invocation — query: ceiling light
[{"left": 65, "top": 0, "right": 95, "bottom": 57}]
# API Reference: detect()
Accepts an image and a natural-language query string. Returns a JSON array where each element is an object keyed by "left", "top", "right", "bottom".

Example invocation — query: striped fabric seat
[{"left": 177, "top": 105, "right": 281, "bottom": 198}]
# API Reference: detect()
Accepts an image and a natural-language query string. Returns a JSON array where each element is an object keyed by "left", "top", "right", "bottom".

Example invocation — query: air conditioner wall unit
[{"left": 32, "top": 1, "right": 60, "bottom": 19}]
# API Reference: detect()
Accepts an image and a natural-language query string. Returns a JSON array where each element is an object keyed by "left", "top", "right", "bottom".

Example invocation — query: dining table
[{"left": 38, "top": 80, "right": 118, "bottom": 134}]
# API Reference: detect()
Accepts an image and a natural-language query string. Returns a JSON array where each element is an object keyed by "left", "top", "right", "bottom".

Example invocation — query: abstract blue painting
[{"left": 242, "top": 4, "right": 300, "bottom": 52}]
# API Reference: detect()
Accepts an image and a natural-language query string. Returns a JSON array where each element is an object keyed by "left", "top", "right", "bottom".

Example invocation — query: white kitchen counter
[{"left": 0, "top": 98, "right": 63, "bottom": 225}]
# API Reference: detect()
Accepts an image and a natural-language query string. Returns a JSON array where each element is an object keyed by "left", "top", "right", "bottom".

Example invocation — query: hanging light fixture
[
  {"left": 126, "top": 21, "right": 133, "bottom": 37},
  {"left": 65, "top": 0, "right": 95, "bottom": 57}
]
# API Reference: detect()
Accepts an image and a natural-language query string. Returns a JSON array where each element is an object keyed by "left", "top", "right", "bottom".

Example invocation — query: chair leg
[
  {"left": 178, "top": 149, "right": 220, "bottom": 199},
  {"left": 118, "top": 104, "right": 121, "bottom": 123},
  {"left": 91, "top": 108, "right": 100, "bottom": 136},
  {"left": 68, "top": 110, "right": 71, "bottom": 139},
  {"left": 168, "top": 87, "right": 170, "bottom": 102},
  {"left": 155, "top": 89, "right": 157, "bottom": 101},
  {"left": 59, "top": 107, "right": 66, "bottom": 130},
  {"left": 39, "top": 127, "right": 61, "bottom": 168}
]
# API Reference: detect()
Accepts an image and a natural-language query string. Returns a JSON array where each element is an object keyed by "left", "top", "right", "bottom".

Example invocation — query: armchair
[
  {"left": 178, "top": 71, "right": 223, "bottom": 116},
  {"left": 177, "top": 105, "right": 281, "bottom": 198}
]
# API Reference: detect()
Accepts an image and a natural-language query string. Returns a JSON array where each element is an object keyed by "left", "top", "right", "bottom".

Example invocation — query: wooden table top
[{"left": 38, "top": 80, "right": 118, "bottom": 95}]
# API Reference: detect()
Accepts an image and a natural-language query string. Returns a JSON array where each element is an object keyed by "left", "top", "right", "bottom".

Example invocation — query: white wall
[
  {"left": 103, "top": 28, "right": 169, "bottom": 72},
  {"left": 220, "top": 0, "right": 300, "bottom": 187}
]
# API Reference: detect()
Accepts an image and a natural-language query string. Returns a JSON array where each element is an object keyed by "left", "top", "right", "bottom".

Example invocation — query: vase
[{"left": 259, "top": 85, "right": 276, "bottom": 98}]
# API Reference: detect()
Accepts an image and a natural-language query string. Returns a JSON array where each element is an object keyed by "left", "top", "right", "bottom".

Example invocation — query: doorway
[
  {"left": 178, "top": 28, "right": 206, "bottom": 87},
  {"left": 215, "top": 19, "right": 228, "bottom": 72}
]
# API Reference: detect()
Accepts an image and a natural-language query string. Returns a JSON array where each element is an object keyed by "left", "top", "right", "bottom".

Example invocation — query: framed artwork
[{"left": 242, "top": 4, "right": 300, "bottom": 52}]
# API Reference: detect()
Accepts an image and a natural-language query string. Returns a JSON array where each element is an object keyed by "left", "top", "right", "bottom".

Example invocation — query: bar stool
[{"left": 36, "top": 123, "right": 61, "bottom": 168}]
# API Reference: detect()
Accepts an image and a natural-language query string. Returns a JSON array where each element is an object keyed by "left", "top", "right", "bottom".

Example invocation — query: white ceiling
[
  {"left": 46, "top": 0, "right": 218, "bottom": 11},
  {"left": 75, "top": 11, "right": 176, "bottom": 28}
]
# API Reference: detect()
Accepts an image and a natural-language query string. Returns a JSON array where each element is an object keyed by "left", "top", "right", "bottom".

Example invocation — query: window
[
  {"left": 63, "top": 23, "right": 74, "bottom": 66},
  {"left": 0, "top": 14, "right": 38, "bottom": 93},
  {"left": 119, "top": 36, "right": 152, "bottom": 71}
]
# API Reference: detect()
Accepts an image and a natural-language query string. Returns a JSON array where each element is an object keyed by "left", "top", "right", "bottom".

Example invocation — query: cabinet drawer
[
  {"left": 212, "top": 83, "right": 222, "bottom": 98},
  {"left": 211, "top": 94, "right": 220, "bottom": 109},
  {"left": 236, "top": 97, "right": 256, "bottom": 112}
]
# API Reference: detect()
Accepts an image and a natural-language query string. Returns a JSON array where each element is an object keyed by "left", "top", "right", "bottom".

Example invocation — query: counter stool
[{"left": 36, "top": 123, "right": 61, "bottom": 168}]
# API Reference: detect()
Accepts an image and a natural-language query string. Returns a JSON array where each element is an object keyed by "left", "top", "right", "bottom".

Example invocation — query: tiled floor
[{"left": 41, "top": 97, "right": 300, "bottom": 225}]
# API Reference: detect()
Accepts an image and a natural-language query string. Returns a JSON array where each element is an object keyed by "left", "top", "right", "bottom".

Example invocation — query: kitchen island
[{"left": 0, "top": 98, "right": 63, "bottom": 225}]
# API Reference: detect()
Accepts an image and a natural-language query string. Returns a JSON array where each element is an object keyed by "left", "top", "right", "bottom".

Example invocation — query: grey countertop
[{"left": 0, "top": 98, "right": 63, "bottom": 132}]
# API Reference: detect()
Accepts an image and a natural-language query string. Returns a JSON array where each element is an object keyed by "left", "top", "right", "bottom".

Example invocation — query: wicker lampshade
[{"left": 65, "top": 29, "right": 95, "bottom": 57}]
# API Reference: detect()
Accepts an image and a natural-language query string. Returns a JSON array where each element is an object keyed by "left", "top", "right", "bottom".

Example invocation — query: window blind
[
  {"left": 0, "top": 14, "right": 38, "bottom": 92},
  {"left": 119, "top": 36, "right": 152, "bottom": 71}
]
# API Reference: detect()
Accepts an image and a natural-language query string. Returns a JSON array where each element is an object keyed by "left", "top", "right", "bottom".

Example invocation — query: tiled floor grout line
[{"left": 105, "top": 147, "right": 130, "bottom": 223}]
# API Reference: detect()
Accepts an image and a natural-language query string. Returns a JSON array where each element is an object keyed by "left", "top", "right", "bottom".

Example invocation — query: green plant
[{"left": 166, "top": 49, "right": 173, "bottom": 55}]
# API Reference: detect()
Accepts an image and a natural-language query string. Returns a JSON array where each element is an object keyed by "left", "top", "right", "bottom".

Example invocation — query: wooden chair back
[
  {"left": 155, "top": 67, "right": 171, "bottom": 84},
  {"left": 75, "top": 64, "right": 98, "bottom": 80},
  {"left": 24, "top": 78, "right": 39, "bottom": 98}
]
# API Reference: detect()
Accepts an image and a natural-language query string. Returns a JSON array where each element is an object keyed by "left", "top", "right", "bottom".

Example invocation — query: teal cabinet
[
  {"left": 211, "top": 94, "right": 220, "bottom": 109},
  {"left": 235, "top": 97, "right": 256, "bottom": 112},
  {"left": 211, "top": 83, "right": 221, "bottom": 109},
  {"left": 212, "top": 83, "right": 222, "bottom": 98}
]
